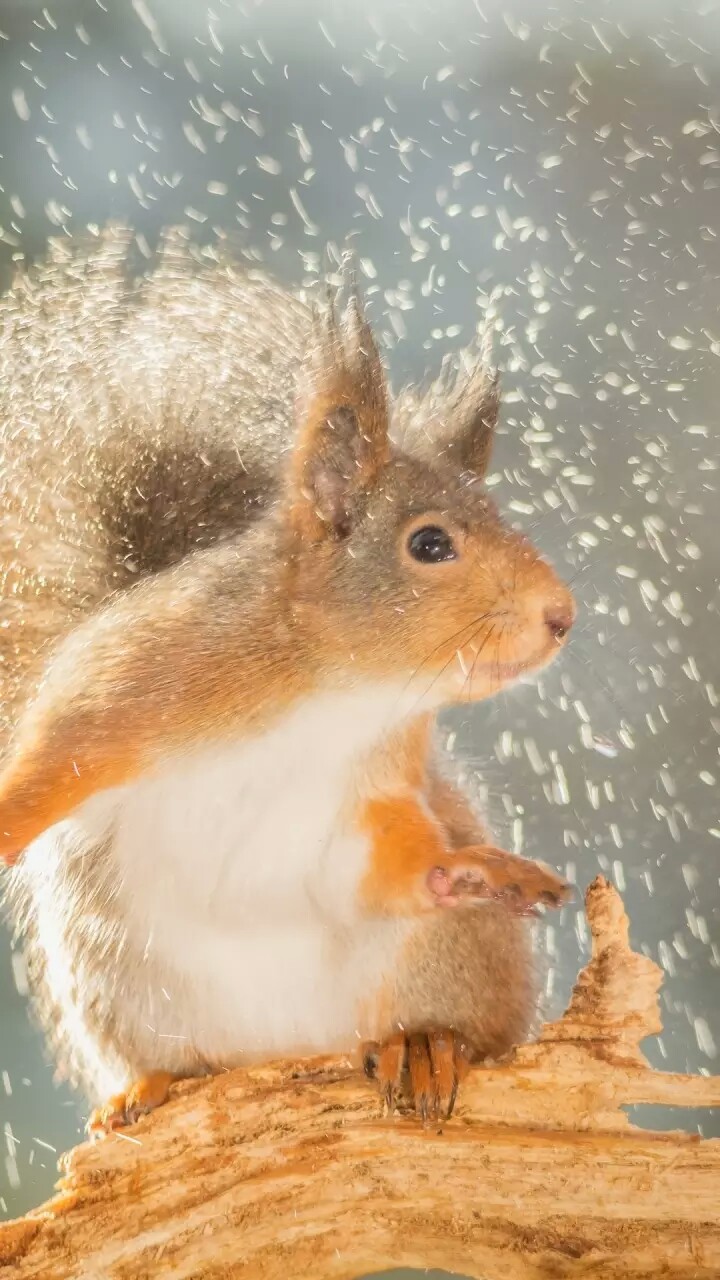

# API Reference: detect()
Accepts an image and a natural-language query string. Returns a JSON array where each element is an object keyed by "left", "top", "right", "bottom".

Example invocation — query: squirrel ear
[
  {"left": 449, "top": 359, "right": 500, "bottom": 478},
  {"left": 287, "top": 287, "right": 390, "bottom": 540},
  {"left": 409, "top": 335, "right": 500, "bottom": 480}
]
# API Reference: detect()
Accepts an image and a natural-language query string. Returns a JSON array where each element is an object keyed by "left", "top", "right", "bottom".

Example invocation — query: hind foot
[
  {"left": 87, "top": 1071, "right": 177, "bottom": 1139},
  {"left": 363, "top": 1029, "right": 472, "bottom": 1122}
]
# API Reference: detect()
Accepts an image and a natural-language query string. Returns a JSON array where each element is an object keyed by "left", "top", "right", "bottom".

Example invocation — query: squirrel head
[{"left": 282, "top": 287, "right": 575, "bottom": 706}]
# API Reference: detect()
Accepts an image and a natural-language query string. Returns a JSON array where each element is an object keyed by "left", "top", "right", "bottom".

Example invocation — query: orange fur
[
  {"left": 0, "top": 746, "right": 138, "bottom": 865},
  {"left": 360, "top": 793, "right": 446, "bottom": 913},
  {"left": 88, "top": 1071, "right": 177, "bottom": 1137},
  {"left": 358, "top": 715, "right": 570, "bottom": 918},
  {"left": 0, "top": 580, "right": 311, "bottom": 862},
  {"left": 359, "top": 791, "right": 570, "bottom": 917}
]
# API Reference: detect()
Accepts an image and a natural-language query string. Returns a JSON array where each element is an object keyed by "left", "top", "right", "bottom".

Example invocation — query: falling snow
[{"left": 0, "top": 0, "right": 718, "bottom": 1221}]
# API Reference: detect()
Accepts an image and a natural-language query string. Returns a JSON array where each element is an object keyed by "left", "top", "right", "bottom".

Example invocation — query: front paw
[{"left": 426, "top": 845, "right": 572, "bottom": 916}]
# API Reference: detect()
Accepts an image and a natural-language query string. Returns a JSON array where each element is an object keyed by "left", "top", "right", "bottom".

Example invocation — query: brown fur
[{"left": 0, "top": 226, "right": 574, "bottom": 1104}]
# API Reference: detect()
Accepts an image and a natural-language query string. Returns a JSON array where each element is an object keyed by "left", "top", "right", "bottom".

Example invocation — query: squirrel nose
[{"left": 544, "top": 602, "right": 575, "bottom": 641}]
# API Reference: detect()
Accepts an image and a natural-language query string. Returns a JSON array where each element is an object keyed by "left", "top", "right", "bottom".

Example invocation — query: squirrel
[{"left": 0, "top": 226, "right": 575, "bottom": 1131}]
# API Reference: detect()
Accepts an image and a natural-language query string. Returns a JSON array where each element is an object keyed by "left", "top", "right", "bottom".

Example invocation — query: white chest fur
[
  {"left": 84, "top": 682, "right": 415, "bottom": 920},
  {"left": 64, "top": 682, "right": 422, "bottom": 1069}
]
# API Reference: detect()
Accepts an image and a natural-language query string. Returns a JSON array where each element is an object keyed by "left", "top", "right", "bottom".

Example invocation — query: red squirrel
[{"left": 0, "top": 227, "right": 575, "bottom": 1131}]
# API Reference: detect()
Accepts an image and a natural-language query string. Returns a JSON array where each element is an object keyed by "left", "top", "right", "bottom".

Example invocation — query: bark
[{"left": 1, "top": 876, "right": 718, "bottom": 1280}]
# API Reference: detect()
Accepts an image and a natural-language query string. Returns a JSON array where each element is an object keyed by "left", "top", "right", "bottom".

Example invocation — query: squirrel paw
[
  {"left": 426, "top": 845, "right": 572, "bottom": 916},
  {"left": 363, "top": 1029, "right": 471, "bottom": 1122},
  {"left": 87, "top": 1071, "right": 177, "bottom": 1139}
]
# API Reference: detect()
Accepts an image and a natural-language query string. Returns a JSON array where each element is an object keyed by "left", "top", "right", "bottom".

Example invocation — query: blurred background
[{"left": 0, "top": 1, "right": 718, "bottom": 1274}]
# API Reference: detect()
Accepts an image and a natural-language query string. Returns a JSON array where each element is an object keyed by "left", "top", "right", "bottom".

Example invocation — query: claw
[
  {"left": 87, "top": 1071, "right": 176, "bottom": 1139},
  {"left": 366, "top": 1033, "right": 406, "bottom": 1117},
  {"left": 382, "top": 1083, "right": 397, "bottom": 1116},
  {"left": 364, "top": 1029, "right": 472, "bottom": 1123}
]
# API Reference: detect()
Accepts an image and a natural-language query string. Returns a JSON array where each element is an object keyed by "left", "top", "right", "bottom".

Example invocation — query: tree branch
[{"left": 1, "top": 877, "right": 718, "bottom": 1279}]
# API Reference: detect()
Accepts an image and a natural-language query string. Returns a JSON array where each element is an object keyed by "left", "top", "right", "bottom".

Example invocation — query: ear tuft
[
  {"left": 447, "top": 350, "right": 501, "bottom": 477},
  {"left": 287, "top": 279, "right": 390, "bottom": 541},
  {"left": 408, "top": 329, "right": 500, "bottom": 480}
]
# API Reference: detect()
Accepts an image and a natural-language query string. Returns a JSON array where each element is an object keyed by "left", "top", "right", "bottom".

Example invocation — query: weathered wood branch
[{"left": 1, "top": 876, "right": 718, "bottom": 1279}]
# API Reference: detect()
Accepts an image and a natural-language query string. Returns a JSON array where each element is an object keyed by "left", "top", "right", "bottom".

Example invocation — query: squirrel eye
[{"left": 407, "top": 524, "right": 457, "bottom": 564}]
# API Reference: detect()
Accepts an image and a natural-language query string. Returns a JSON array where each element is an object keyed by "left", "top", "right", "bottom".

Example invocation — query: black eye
[{"left": 407, "top": 524, "right": 457, "bottom": 564}]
